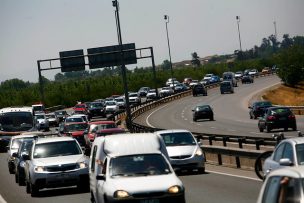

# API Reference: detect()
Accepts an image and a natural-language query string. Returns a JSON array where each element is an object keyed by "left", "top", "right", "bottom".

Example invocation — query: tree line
[{"left": 0, "top": 34, "right": 303, "bottom": 109}]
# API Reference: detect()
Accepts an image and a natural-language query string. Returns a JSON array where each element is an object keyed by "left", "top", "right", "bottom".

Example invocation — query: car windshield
[
  {"left": 256, "top": 102, "right": 272, "bottom": 107},
  {"left": 0, "top": 112, "right": 33, "bottom": 132},
  {"left": 160, "top": 132, "right": 196, "bottom": 146},
  {"left": 46, "top": 114, "right": 55, "bottom": 119},
  {"left": 66, "top": 123, "right": 88, "bottom": 132},
  {"left": 90, "top": 103, "right": 103, "bottom": 108},
  {"left": 75, "top": 104, "right": 85, "bottom": 108},
  {"left": 36, "top": 115, "right": 45, "bottom": 119},
  {"left": 65, "top": 117, "right": 84, "bottom": 123},
  {"left": 95, "top": 123, "right": 117, "bottom": 130},
  {"left": 55, "top": 111, "right": 67, "bottom": 116},
  {"left": 106, "top": 101, "right": 116, "bottom": 105},
  {"left": 110, "top": 154, "right": 171, "bottom": 177},
  {"left": 221, "top": 82, "right": 231, "bottom": 86},
  {"left": 129, "top": 93, "right": 138, "bottom": 97},
  {"left": 33, "top": 140, "right": 82, "bottom": 158}
]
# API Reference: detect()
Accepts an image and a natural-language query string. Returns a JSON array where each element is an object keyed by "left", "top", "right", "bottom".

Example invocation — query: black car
[
  {"left": 192, "top": 104, "right": 214, "bottom": 121},
  {"left": 241, "top": 75, "right": 254, "bottom": 84},
  {"left": 13, "top": 139, "right": 34, "bottom": 186},
  {"left": 249, "top": 101, "right": 272, "bottom": 119},
  {"left": 192, "top": 84, "right": 207, "bottom": 96},
  {"left": 54, "top": 110, "right": 69, "bottom": 122},
  {"left": 258, "top": 106, "right": 297, "bottom": 133},
  {"left": 87, "top": 102, "right": 106, "bottom": 119}
]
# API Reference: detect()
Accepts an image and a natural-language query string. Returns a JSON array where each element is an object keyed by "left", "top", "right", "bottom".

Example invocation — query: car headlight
[
  {"left": 195, "top": 148, "right": 203, "bottom": 156},
  {"left": 34, "top": 166, "right": 45, "bottom": 172},
  {"left": 168, "top": 185, "right": 182, "bottom": 194},
  {"left": 78, "top": 162, "right": 87, "bottom": 169},
  {"left": 114, "top": 190, "right": 130, "bottom": 198}
]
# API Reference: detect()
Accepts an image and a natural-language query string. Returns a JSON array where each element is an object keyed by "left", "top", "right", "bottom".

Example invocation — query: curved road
[{"left": 137, "top": 75, "right": 304, "bottom": 137}]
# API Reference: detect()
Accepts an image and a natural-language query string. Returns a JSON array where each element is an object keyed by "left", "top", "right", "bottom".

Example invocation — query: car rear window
[
  {"left": 270, "top": 108, "right": 291, "bottom": 115},
  {"left": 160, "top": 132, "right": 196, "bottom": 146}
]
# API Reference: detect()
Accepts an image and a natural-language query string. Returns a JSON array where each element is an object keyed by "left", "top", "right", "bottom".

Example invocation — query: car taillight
[
  {"left": 288, "top": 115, "right": 295, "bottom": 120},
  {"left": 267, "top": 115, "right": 276, "bottom": 121}
]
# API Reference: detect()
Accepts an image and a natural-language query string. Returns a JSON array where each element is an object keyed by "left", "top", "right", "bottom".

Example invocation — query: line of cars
[
  {"left": 248, "top": 101, "right": 298, "bottom": 133},
  {"left": 5, "top": 128, "right": 205, "bottom": 202}
]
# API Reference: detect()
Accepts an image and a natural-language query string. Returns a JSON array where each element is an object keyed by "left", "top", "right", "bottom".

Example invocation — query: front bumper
[{"left": 170, "top": 155, "right": 205, "bottom": 171}]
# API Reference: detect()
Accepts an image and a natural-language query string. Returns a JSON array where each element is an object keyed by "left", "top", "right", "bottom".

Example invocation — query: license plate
[
  {"left": 279, "top": 117, "right": 286, "bottom": 120},
  {"left": 140, "top": 199, "right": 160, "bottom": 203},
  {"left": 55, "top": 173, "right": 70, "bottom": 179}
]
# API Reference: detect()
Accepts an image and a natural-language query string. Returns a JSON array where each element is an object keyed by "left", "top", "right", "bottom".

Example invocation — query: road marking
[
  {"left": 250, "top": 132, "right": 263, "bottom": 135},
  {"left": 0, "top": 195, "right": 7, "bottom": 203},
  {"left": 228, "top": 129, "right": 236, "bottom": 132},
  {"left": 210, "top": 126, "right": 217, "bottom": 129},
  {"left": 146, "top": 103, "right": 171, "bottom": 128},
  {"left": 207, "top": 170, "right": 261, "bottom": 182}
]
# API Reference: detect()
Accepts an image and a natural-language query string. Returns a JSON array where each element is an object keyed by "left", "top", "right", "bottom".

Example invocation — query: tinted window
[
  {"left": 110, "top": 154, "right": 171, "bottom": 177},
  {"left": 274, "top": 143, "right": 286, "bottom": 162},
  {"left": 296, "top": 144, "right": 304, "bottom": 165},
  {"left": 65, "top": 123, "right": 88, "bottom": 131},
  {"left": 0, "top": 112, "right": 33, "bottom": 132},
  {"left": 282, "top": 143, "right": 294, "bottom": 161},
  {"left": 161, "top": 132, "right": 196, "bottom": 146},
  {"left": 33, "top": 140, "right": 82, "bottom": 158}
]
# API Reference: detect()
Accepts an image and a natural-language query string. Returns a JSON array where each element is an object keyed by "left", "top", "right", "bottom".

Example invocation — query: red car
[
  {"left": 58, "top": 122, "right": 88, "bottom": 146},
  {"left": 83, "top": 121, "right": 124, "bottom": 151}
]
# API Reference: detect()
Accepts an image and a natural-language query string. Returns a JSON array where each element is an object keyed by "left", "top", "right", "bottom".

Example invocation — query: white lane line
[
  {"left": 207, "top": 170, "right": 261, "bottom": 182},
  {"left": 228, "top": 129, "right": 237, "bottom": 132},
  {"left": 146, "top": 103, "right": 171, "bottom": 128},
  {"left": 0, "top": 195, "right": 7, "bottom": 203},
  {"left": 250, "top": 132, "right": 263, "bottom": 135},
  {"left": 210, "top": 126, "right": 217, "bottom": 129}
]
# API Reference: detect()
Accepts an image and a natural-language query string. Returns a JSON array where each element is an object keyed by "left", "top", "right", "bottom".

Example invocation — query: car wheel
[
  {"left": 15, "top": 173, "right": 19, "bottom": 183},
  {"left": 254, "top": 115, "right": 257, "bottom": 119},
  {"left": 259, "top": 127, "right": 264, "bottom": 132},
  {"left": 284, "top": 127, "right": 288, "bottom": 131},
  {"left": 197, "top": 167, "right": 205, "bottom": 174},
  {"left": 26, "top": 181, "right": 30, "bottom": 194},
  {"left": 266, "top": 125, "right": 271, "bottom": 133},
  {"left": 293, "top": 126, "right": 297, "bottom": 131},
  {"left": 210, "top": 116, "right": 214, "bottom": 121},
  {"left": 193, "top": 118, "right": 197, "bottom": 122},
  {"left": 220, "top": 91, "right": 223, "bottom": 94},
  {"left": 250, "top": 114, "right": 253, "bottom": 119},
  {"left": 30, "top": 182, "right": 39, "bottom": 197},
  {"left": 8, "top": 164, "right": 14, "bottom": 174},
  {"left": 18, "top": 175, "right": 25, "bottom": 186}
]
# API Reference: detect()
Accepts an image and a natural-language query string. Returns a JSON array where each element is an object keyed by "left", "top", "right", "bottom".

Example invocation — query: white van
[{"left": 89, "top": 133, "right": 185, "bottom": 203}]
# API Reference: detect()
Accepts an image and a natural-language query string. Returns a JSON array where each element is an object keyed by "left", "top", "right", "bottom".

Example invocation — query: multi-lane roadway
[{"left": 135, "top": 75, "right": 304, "bottom": 137}]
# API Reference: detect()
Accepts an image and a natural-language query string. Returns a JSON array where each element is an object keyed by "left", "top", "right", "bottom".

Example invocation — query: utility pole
[{"left": 236, "top": 16, "right": 242, "bottom": 51}]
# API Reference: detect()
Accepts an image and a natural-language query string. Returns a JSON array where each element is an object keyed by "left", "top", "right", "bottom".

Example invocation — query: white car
[
  {"left": 34, "top": 113, "right": 49, "bottom": 131},
  {"left": 257, "top": 166, "right": 304, "bottom": 203},
  {"left": 105, "top": 101, "right": 119, "bottom": 114},
  {"left": 159, "top": 86, "right": 174, "bottom": 97},
  {"left": 128, "top": 92, "right": 141, "bottom": 105},
  {"left": 248, "top": 69, "right": 258, "bottom": 77},
  {"left": 263, "top": 137, "right": 304, "bottom": 178},
  {"left": 89, "top": 133, "right": 185, "bottom": 203},
  {"left": 155, "top": 129, "right": 205, "bottom": 173},
  {"left": 166, "top": 78, "right": 178, "bottom": 86},
  {"left": 189, "top": 80, "right": 199, "bottom": 88},
  {"left": 45, "top": 113, "right": 59, "bottom": 127},
  {"left": 146, "top": 89, "right": 157, "bottom": 100},
  {"left": 24, "top": 136, "right": 89, "bottom": 196},
  {"left": 114, "top": 97, "right": 126, "bottom": 109},
  {"left": 203, "top": 73, "right": 214, "bottom": 80}
]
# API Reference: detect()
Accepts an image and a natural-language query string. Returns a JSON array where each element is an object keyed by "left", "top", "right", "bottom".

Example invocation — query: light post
[
  {"left": 236, "top": 16, "right": 242, "bottom": 52},
  {"left": 164, "top": 15, "right": 174, "bottom": 89},
  {"left": 112, "top": 0, "right": 132, "bottom": 130}
]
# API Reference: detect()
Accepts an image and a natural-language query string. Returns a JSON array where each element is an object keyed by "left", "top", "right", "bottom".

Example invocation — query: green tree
[
  {"left": 161, "top": 60, "right": 171, "bottom": 71},
  {"left": 191, "top": 52, "right": 201, "bottom": 67}
]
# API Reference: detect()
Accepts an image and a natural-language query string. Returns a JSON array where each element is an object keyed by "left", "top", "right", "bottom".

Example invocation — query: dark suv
[
  {"left": 87, "top": 102, "right": 106, "bottom": 119},
  {"left": 192, "top": 84, "right": 207, "bottom": 96},
  {"left": 249, "top": 101, "right": 272, "bottom": 119},
  {"left": 258, "top": 107, "right": 297, "bottom": 132}
]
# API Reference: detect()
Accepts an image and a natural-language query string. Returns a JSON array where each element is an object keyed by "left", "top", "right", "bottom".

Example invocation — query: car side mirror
[
  {"left": 22, "top": 154, "right": 30, "bottom": 160},
  {"left": 279, "top": 158, "right": 293, "bottom": 166},
  {"left": 96, "top": 174, "right": 106, "bottom": 181},
  {"left": 12, "top": 152, "right": 18, "bottom": 158}
]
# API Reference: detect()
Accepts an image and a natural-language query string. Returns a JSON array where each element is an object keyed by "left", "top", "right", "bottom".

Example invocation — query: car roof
[
  {"left": 266, "top": 166, "right": 304, "bottom": 179},
  {"left": 11, "top": 134, "right": 37, "bottom": 140},
  {"left": 89, "top": 121, "right": 115, "bottom": 125},
  {"left": 282, "top": 137, "right": 304, "bottom": 145},
  {"left": 155, "top": 129, "right": 192, "bottom": 134},
  {"left": 35, "top": 136, "right": 75, "bottom": 144},
  {"left": 95, "top": 133, "right": 163, "bottom": 157}
]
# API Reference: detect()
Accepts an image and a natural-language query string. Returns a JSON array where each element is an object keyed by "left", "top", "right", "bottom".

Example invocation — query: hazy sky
[{"left": 1, "top": 0, "right": 304, "bottom": 82}]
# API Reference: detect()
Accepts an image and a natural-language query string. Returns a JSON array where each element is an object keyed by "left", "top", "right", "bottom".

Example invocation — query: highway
[
  {"left": 1, "top": 75, "right": 302, "bottom": 203},
  {"left": 135, "top": 75, "right": 304, "bottom": 138},
  {"left": 0, "top": 152, "right": 262, "bottom": 203}
]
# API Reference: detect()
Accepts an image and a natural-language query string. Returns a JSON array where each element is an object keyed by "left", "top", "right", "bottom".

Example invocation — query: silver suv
[
  {"left": 24, "top": 136, "right": 89, "bottom": 196},
  {"left": 155, "top": 129, "right": 205, "bottom": 174}
]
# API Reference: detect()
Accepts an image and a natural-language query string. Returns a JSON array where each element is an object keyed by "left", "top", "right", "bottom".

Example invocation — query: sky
[{"left": 1, "top": 0, "right": 304, "bottom": 83}]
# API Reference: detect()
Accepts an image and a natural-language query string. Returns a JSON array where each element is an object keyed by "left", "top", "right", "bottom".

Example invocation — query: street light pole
[
  {"left": 112, "top": 0, "right": 132, "bottom": 130},
  {"left": 273, "top": 21, "right": 277, "bottom": 40},
  {"left": 236, "top": 16, "right": 242, "bottom": 52},
  {"left": 164, "top": 15, "right": 174, "bottom": 89}
]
